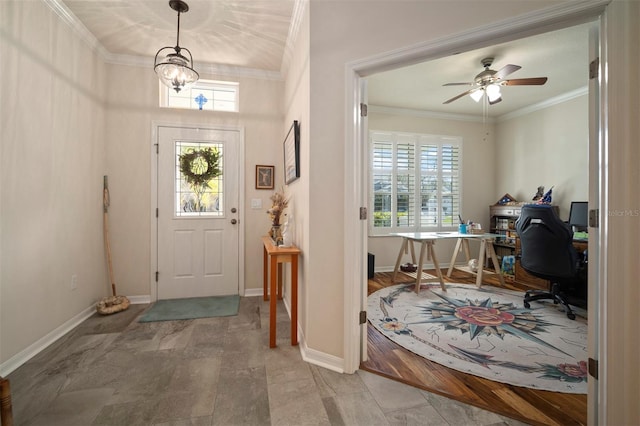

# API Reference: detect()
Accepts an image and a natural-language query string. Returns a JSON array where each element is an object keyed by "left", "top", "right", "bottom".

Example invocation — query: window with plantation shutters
[{"left": 369, "top": 131, "right": 462, "bottom": 235}]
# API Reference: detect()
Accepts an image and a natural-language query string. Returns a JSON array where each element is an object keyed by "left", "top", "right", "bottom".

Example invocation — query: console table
[{"left": 262, "top": 236, "right": 300, "bottom": 348}]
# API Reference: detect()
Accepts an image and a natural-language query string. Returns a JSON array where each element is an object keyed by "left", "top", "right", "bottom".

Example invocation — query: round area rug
[{"left": 368, "top": 283, "right": 588, "bottom": 394}]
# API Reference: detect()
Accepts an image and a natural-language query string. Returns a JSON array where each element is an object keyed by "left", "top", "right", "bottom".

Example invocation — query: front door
[{"left": 157, "top": 125, "right": 240, "bottom": 299}]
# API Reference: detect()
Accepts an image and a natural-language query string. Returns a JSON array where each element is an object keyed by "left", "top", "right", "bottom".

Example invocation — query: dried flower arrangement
[{"left": 267, "top": 189, "right": 289, "bottom": 226}]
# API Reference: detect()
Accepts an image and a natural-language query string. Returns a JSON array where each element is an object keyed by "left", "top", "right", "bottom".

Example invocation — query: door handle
[
  {"left": 231, "top": 207, "right": 237, "bottom": 213},
  {"left": 230, "top": 219, "right": 237, "bottom": 225}
]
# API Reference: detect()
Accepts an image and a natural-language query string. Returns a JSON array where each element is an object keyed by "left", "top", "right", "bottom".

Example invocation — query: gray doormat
[{"left": 138, "top": 295, "right": 240, "bottom": 322}]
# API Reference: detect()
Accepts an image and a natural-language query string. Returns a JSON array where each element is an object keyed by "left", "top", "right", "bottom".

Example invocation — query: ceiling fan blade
[
  {"left": 443, "top": 82, "right": 473, "bottom": 86},
  {"left": 443, "top": 89, "right": 476, "bottom": 104},
  {"left": 502, "top": 77, "right": 548, "bottom": 86},
  {"left": 494, "top": 64, "right": 521, "bottom": 81}
]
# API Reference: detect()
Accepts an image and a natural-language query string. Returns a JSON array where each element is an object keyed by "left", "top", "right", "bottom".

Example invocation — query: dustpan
[{"left": 97, "top": 176, "right": 130, "bottom": 315}]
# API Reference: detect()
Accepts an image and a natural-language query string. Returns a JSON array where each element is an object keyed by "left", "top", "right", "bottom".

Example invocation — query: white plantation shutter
[{"left": 370, "top": 131, "right": 462, "bottom": 235}]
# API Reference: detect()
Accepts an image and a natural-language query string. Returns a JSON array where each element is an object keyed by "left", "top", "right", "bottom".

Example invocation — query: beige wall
[
  {"left": 1, "top": 1, "right": 108, "bottom": 363},
  {"left": 495, "top": 95, "right": 589, "bottom": 219},
  {"left": 306, "top": 0, "right": 570, "bottom": 358},
  {"left": 367, "top": 111, "right": 497, "bottom": 270},
  {"left": 283, "top": 6, "right": 310, "bottom": 336},
  {"left": 105, "top": 65, "right": 284, "bottom": 299}
]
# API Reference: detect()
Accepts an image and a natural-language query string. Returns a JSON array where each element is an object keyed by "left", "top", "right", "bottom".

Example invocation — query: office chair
[{"left": 515, "top": 204, "right": 584, "bottom": 320}]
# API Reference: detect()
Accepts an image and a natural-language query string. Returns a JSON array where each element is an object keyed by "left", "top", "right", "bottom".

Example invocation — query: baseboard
[
  {"left": 127, "top": 295, "right": 151, "bottom": 304},
  {"left": 0, "top": 294, "right": 149, "bottom": 377},
  {"left": 0, "top": 303, "right": 96, "bottom": 376},
  {"left": 299, "top": 341, "right": 345, "bottom": 373},
  {"left": 244, "top": 288, "right": 263, "bottom": 298},
  {"left": 281, "top": 296, "right": 345, "bottom": 374}
]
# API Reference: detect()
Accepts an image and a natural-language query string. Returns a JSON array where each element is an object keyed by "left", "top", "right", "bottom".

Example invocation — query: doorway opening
[{"left": 344, "top": 4, "right": 606, "bottom": 425}]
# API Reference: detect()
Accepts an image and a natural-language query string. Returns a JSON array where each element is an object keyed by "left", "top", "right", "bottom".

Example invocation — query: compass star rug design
[{"left": 368, "top": 283, "right": 588, "bottom": 394}]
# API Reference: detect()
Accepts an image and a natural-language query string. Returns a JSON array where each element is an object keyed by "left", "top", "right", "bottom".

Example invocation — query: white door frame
[
  {"left": 343, "top": 0, "right": 609, "bottom": 419},
  {"left": 151, "top": 121, "right": 246, "bottom": 302}
]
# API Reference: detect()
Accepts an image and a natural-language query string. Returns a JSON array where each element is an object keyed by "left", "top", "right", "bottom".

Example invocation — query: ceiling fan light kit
[
  {"left": 154, "top": 0, "right": 199, "bottom": 93},
  {"left": 443, "top": 57, "right": 547, "bottom": 106}
]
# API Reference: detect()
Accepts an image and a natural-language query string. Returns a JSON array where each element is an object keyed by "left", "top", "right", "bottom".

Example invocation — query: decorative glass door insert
[{"left": 174, "top": 141, "right": 224, "bottom": 217}]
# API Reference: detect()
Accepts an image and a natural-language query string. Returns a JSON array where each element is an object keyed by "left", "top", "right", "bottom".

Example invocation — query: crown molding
[
  {"left": 43, "top": 0, "right": 284, "bottom": 81},
  {"left": 497, "top": 86, "right": 588, "bottom": 121},
  {"left": 368, "top": 105, "right": 494, "bottom": 123},
  {"left": 369, "top": 86, "right": 588, "bottom": 124}
]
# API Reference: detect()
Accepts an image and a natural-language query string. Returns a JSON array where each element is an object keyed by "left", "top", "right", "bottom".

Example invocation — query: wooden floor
[{"left": 361, "top": 270, "right": 587, "bottom": 426}]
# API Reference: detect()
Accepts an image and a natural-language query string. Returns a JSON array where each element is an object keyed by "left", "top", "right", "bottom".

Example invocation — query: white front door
[{"left": 157, "top": 125, "right": 240, "bottom": 299}]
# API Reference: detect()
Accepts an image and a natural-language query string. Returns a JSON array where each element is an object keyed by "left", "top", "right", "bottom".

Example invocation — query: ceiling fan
[{"left": 443, "top": 57, "right": 548, "bottom": 105}]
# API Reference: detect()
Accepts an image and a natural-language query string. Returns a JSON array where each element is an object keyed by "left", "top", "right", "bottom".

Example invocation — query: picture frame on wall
[
  {"left": 283, "top": 120, "right": 300, "bottom": 185},
  {"left": 255, "top": 165, "right": 275, "bottom": 189}
]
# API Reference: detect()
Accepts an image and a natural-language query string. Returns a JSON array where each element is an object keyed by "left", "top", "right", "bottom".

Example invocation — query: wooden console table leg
[
  {"left": 0, "top": 376, "right": 12, "bottom": 426},
  {"left": 291, "top": 254, "right": 299, "bottom": 345},
  {"left": 277, "top": 263, "right": 283, "bottom": 299},
  {"left": 263, "top": 247, "right": 268, "bottom": 301},
  {"left": 269, "top": 254, "right": 278, "bottom": 348}
]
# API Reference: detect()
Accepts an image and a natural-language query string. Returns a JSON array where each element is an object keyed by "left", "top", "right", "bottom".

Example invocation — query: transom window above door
[
  {"left": 369, "top": 131, "right": 462, "bottom": 235},
  {"left": 160, "top": 79, "right": 239, "bottom": 112}
]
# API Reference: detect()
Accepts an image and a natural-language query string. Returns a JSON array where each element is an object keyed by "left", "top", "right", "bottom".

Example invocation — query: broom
[{"left": 96, "top": 176, "right": 130, "bottom": 315}]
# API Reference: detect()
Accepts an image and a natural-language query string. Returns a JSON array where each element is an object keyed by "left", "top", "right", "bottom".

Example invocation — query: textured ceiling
[{"left": 62, "top": 0, "right": 296, "bottom": 72}]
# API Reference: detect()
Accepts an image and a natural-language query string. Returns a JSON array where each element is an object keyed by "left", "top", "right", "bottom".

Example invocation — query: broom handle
[{"left": 104, "top": 177, "right": 116, "bottom": 297}]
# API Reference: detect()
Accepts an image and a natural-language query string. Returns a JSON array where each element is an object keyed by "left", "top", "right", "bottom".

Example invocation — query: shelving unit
[
  {"left": 489, "top": 204, "right": 559, "bottom": 289},
  {"left": 489, "top": 205, "right": 523, "bottom": 281}
]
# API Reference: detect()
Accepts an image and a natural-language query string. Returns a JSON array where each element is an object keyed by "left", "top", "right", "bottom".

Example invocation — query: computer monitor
[{"left": 568, "top": 201, "right": 589, "bottom": 232}]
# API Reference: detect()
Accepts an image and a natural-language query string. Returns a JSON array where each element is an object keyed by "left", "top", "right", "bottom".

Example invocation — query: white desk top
[{"left": 390, "top": 232, "right": 501, "bottom": 240}]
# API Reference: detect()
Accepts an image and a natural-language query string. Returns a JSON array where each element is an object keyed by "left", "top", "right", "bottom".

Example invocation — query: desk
[
  {"left": 391, "top": 232, "right": 504, "bottom": 293},
  {"left": 445, "top": 233, "right": 505, "bottom": 287},
  {"left": 262, "top": 236, "right": 300, "bottom": 348},
  {"left": 391, "top": 233, "right": 447, "bottom": 294}
]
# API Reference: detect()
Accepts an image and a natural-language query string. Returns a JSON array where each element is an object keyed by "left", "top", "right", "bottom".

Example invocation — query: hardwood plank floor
[{"left": 361, "top": 270, "right": 587, "bottom": 426}]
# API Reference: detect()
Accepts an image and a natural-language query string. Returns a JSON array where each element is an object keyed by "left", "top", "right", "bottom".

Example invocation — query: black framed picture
[
  {"left": 283, "top": 120, "right": 300, "bottom": 184},
  {"left": 255, "top": 165, "right": 274, "bottom": 189}
]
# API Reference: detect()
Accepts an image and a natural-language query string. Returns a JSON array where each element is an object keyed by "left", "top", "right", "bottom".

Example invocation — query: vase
[{"left": 270, "top": 225, "right": 283, "bottom": 246}]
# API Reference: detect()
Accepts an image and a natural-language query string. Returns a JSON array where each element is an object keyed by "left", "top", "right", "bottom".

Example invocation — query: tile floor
[{"left": 7, "top": 297, "right": 529, "bottom": 425}]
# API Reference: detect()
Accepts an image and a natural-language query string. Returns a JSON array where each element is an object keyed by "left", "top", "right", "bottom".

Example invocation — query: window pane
[
  {"left": 396, "top": 142, "right": 414, "bottom": 171},
  {"left": 372, "top": 142, "right": 393, "bottom": 170},
  {"left": 373, "top": 194, "right": 391, "bottom": 227},
  {"left": 175, "top": 141, "right": 224, "bottom": 217},
  {"left": 396, "top": 174, "right": 415, "bottom": 227},
  {"left": 161, "top": 79, "right": 239, "bottom": 112}
]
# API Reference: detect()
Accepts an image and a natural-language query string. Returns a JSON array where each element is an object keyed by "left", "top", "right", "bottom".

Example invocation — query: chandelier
[{"left": 154, "top": 0, "right": 199, "bottom": 93}]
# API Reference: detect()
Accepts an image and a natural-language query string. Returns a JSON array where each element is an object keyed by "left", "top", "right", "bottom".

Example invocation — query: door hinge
[
  {"left": 589, "top": 208, "right": 599, "bottom": 228},
  {"left": 156, "top": 208, "right": 159, "bottom": 218},
  {"left": 360, "top": 103, "right": 368, "bottom": 117},
  {"left": 359, "top": 207, "right": 367, "bottom": 220},
  {"left": 589, "top": 58, "right": 599, "bottom": 79},
  {"left": 588, "top": 357, "right": 599, "bottom": 379},
  {"left": 155, "top": 143, "right": 159, "bottom": 154},
  {"left": 155, "top": 271, "right": 159, "bottom": 282},
  {"left": 359, "top": 310, "right": 367, "bottom": 324}
]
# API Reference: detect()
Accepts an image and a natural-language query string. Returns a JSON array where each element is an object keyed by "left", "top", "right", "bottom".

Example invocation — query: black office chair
[{"left": 515, "top": 204, "right": 584, "bottom": 320}]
